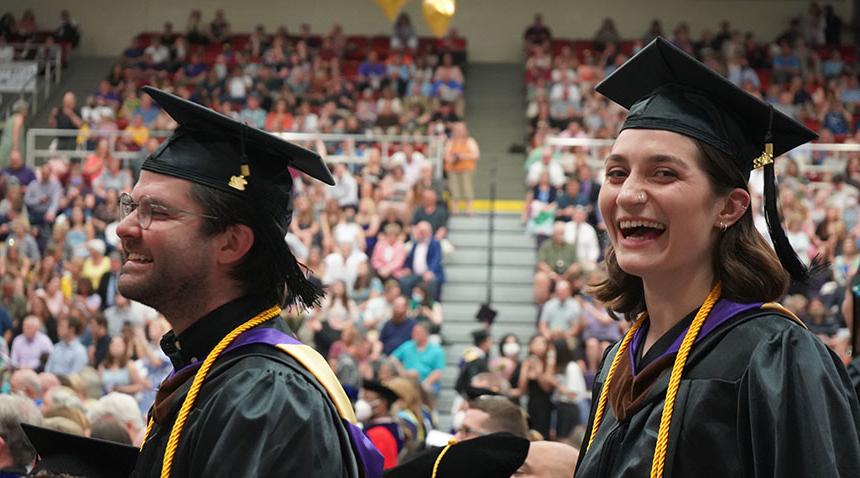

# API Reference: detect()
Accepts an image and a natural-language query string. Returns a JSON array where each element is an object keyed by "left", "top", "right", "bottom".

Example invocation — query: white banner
[{"left": 0, "top": 62, "right": 37, "bottom": 93}]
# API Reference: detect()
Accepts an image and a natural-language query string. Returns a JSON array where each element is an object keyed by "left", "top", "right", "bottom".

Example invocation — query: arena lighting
[{"left": 423, "top": 0, "right": 456, "bottom": 37}]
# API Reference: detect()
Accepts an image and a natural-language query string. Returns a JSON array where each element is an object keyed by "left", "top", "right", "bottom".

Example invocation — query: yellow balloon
[
  {"left": 422, "top": 0, "right": 455, "bottom": 38},
  {"left": 375, "top": 0, "right": 407, "bottom": 22}
]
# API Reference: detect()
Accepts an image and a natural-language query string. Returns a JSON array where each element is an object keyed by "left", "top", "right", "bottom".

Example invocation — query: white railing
[
  {"left": 546, "top": 136, "right": 860, "bottom": 179},
  {"left": 0, "top": 43, "right": 63, "bottom": 119},
  {"left": 25, "top": 128, "right": 446, "bottom": 177}
]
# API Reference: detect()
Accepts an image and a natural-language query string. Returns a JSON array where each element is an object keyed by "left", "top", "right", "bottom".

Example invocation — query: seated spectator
[
  {"left": 132, "top": 92, "right": 160, "bottom": 127},
  {"left": 391, "top": 143, "right": 428, "bottom": 186},
  {"left": 391, "top": 13, "right": 418, "bottom": 50},
  {"left": 391, "top": 322, "right": 445, "bottom": 395},
  {"left": 3, "top": 150, "right": 36, "bottom": 187},
  {"left": 239, "top": 94, "right": 266, "bottom": 129},
  {"left": 820, "top": 97, "right": 852, "bottom": 136},
  {"left": 0, "top": 394, "right": 42, "bottom": 475},
  {"left": 120, "top": 114, "right": 150, "bottom": 151},
  {"left": 563, "top": 206, "right": 600, "bottom": 271},
  {"left": 327, "top": 162, "right": 359, "bottom": 208},
  {"left": 44, "top": 317, "right": 88, "bottom": 376},
  {"left": 554, "top": 178, "right": 591, "bottom": 222},
  {"left": 11, "top": 315, "right": 54, "bottom": 370},
  {"left": 379, "top": 296, "right": 415, "bottom": 355},
  {"left": 322, "top": 241, "right": 368, "bottom": 288},
  {"left": 379, "top": 164, "right": 413, "bottom": 221},
  {"left": 104, "top": 293, "right": 155, "bottom": 337},
  {"left": 87, "top": 314, "right": 110, "bottom": 368},
  {"left": 362, "top": 279, "right": 400, "bottom": 332},
  {"left": 99, "top": 336, "right": 146, "bottom": 396},
  {"left": 289, "top": 195, "right": 320, "bottom": 251},
  {"left": 398, "top": 221, "right": 445, "bottom": 301},
  {"left": 87, "top": 392, "right": 145, "bottom": 446},
  {"left": 406, "top": 283, "right": 443, "bottom": 336},
  {"left": 10, "top": 368, "right": 42, "bottom": 402},
  {"left": 455, "top": 395, "right": 529, "bottom": 441},
  {"left": 772, "top": 39, "right": 801, "bottom": 84},
  {"left": 6, "top": 217, "right": 40, "bottom": 263},
  {"left": 332, "top": 205, "right": 366, "bottom": 251},
  {"left": 411, "top": 189, "right": 448, "bottom": 241},
  {"left": 311, "top": 280, "right": 358, "bottom": 358},
  {"left": 413, "top": 162, "right": 447, "bottom": 205},
  {"left": 533, "top": 222, "right": 580, "bottom": 305},
  {"left": 523, "top": 172, "right": 558, "bottom": 240},
  {"left": 430, "top": 68, "right": 464, "bottom": 105},
  {"left": 372, "top": 224, "right": 407, "bottom": 282},
  {"left": 538, "top": 280, "right": 583, "bottom": 346},
  {"left": 264, "top": 98, "right": 293, "bottom": 132},
  {"left": 359, "top": 51, "right": 386, "bottom": 90},
  {"left": 180, "top": 51, "right": 208, "bottom": 84},
  {"left": 81, "top": 239, "right": 110, "bottom": 289}
]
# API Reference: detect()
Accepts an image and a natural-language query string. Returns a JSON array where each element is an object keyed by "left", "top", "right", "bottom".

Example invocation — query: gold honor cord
[
  {"left": 139, "top": 306, "right": 283, "bottom": 478},
  {"left": 585, "top": 283, "right": 722, "bottom": 478},
  {"left": 431, "top": 438, "right": 458, "bottom": 478}
]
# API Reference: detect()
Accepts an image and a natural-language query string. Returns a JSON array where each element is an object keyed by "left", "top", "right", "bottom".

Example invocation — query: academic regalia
[
  {"left": 22, "top": 423, "right": 139, "bottom": 478},
  {"left": 362, "top": 381, "right": 406, "bottom": 469},
  {"left": 383, "top": 432, "right": 529, "bottom": 478},
  {"left": 576, "top": 301, "right": 860, "bottom": 477},
  {"left": 127, "top": 87, "right": 382, "bottom": 477},
  {"left": 576, "top": 37, "right": 860, "bottom": 477},
  {"left": 133, "top": 295, "right": 364, "bottom": 478}
]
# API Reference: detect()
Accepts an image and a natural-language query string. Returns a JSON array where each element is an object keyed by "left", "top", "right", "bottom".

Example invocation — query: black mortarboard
[
  {"left": 596, "top": 37, "right": 818, "bottom": 284},
  {"left": 363, "top": 380, "right": 400, "bottom": 406},
  {"left": 22, "top": 423, "right": 139, "bottom": 478},
  {"left": 141, "top": 86, "right": 333, "bottom": 190},
  {"left": 140, "top": 86, "right": 331, "bottom": 306},
  {"left": 383, "top": 433, "right": 529, "bottom": 478}
]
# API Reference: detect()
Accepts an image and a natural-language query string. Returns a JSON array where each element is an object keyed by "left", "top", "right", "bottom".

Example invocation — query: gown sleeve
[
  {"left": 187, "top": 357, "right": 353, "bottom": 477},
  {"left": 739, "top": 324, "right": 860, "bottom": 477}
]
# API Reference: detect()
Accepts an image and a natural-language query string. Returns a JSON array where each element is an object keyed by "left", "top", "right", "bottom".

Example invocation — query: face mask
[
  {"left": 354, "top": 399, "right": 372, "bottom": 422},
  {"left": 451, "top": 409, "right": 466, "bottom": 432},
  {"left": 412, "top": 293, "right": 424, "bottom": 302},
  {"left": 503, "top": 343, "right": 520, "bottom": 357}
]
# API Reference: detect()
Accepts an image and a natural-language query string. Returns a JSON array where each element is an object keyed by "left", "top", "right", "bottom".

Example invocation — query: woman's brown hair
[{"left": 588, "top": 141, "right": 790, "bottom": 320}]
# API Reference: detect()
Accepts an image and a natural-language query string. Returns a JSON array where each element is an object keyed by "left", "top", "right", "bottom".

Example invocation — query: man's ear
[
  {"left": 216, "top": 223, "right": 254, "bottom": 267},
  {"left": 716, "top": 187, "right": 751, "bottom": 229}
]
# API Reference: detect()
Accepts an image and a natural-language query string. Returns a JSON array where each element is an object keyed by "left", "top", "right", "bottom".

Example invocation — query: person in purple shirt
[
  {"left": 358, "top": 51, "right": 386, "bottom": 86},
  {"left": 10, "top": 316, "right": 53, "bottom": 370},
  {"left": 2, "top": 151, "right": 36, "bottom": 187},
  {"left": 379, "top": 297, "right": 415, "bottom": 355}
]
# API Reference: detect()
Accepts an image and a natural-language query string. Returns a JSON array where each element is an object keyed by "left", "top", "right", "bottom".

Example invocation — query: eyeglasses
[{"left": 119, "top": 192, "right": 218, "bottom": 230}]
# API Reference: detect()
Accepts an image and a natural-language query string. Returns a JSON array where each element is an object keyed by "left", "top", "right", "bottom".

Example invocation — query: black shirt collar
[{"left": 160, "top": 294, "right": 274, "bottom": 370}]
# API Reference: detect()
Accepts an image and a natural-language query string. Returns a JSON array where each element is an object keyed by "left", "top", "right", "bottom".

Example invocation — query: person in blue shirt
[
  {"left": 391, "top": 322, "right": 445, "bottom": 396},
  {"left": 379, "top": 297, "right": 415, "bottom": 355}
]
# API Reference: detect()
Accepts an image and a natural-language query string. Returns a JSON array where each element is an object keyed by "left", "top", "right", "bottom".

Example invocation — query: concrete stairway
[{"left": 436, "top": 212, "right": 536, "bottom": 428}]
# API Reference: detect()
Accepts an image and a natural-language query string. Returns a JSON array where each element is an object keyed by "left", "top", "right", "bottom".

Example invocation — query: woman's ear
[
  {"left": 717, "top": 188, "right": 751, "bottom": 228},
  {"left": 216, "top": 223, "right": 254, "bottom": 267}
]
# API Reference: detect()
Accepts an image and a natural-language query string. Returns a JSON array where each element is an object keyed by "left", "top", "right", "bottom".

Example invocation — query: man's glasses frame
[{"left": 119, "top": 192, "right": 218, "bottom": 230}]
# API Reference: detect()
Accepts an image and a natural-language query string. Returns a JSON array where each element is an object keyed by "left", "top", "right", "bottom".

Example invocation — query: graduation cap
[
  {"left": 383, "top": 433, "right": 529, "bottom": 478},
  {"left": 595, "top": 37, "right": 818, "bottom": 284},
  {"left": 22, "top": 423, "right": 139, "bottom": 478},
  {"left": 362, "top": 380, "right": 400, "bottom": 406},
  {"left": 140, "top": 86, "right": 333, "bottom": 306}
]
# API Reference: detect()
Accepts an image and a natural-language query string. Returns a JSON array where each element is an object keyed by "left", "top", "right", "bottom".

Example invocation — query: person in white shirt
[
  {"left": 390, "top": 143, "right": 428, "bottom": 186},
  {"left": 332, "top": 205, "right": 366, "bottom": 252},
  {"left": 527, "top": 147, "right": 566, "bottom": 188},
  {"left": 327, "top": 163, "right": 359, "bottom": 207},
  {"left": 144, "top": 37, "right": 171, "bottom": 66},
  {"left": 563, "top": 206, "right": 600, "bottom": 271},
  {"left": 323, "top": 242, "right": 368, "bottom": 289}
]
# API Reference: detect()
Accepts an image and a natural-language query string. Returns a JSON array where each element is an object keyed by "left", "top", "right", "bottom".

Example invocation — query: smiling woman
[{"left": 575, "top": 38, "right": 860, "bottom": 478}]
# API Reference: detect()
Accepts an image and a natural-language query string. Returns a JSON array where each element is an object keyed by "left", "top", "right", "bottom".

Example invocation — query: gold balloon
[
  {"left": 422, "top": 0, "right": 455, "bottom": 38},
  {"left": 375, "top": 0, "right": 407, "bottom": 22}
]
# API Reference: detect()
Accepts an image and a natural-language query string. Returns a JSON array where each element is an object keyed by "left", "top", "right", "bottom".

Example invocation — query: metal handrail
[{"left": 25, "top": 128, "right": 446, "bottom": 177}]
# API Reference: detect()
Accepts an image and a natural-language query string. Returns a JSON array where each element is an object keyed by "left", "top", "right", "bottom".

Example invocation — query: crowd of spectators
[
  {"left": 0, "top": 9, "right": 81, "bottom": 64},
  {"left": 0, "top": 8, "right": 486, "bottom": 473},
  {"left": 511, "top": 3, "right": 860, "bottom": 449}
]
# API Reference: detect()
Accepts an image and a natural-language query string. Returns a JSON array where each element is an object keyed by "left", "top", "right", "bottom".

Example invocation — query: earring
[{"left": 720, "top": 222, "right": 728, "bottom": 232}]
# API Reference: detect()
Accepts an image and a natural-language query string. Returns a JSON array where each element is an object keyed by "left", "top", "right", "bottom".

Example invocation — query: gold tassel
[{"left": 753, "top": 143, "right": 774, "bottom": 169}]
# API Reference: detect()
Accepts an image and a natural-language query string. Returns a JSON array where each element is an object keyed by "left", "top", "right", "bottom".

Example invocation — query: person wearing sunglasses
[{"left": 120, "top": 87, "right": 382, "bottom": 478}]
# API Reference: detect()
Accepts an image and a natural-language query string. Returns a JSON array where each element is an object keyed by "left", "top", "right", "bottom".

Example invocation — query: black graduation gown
[
  {"left": 575, "top": 306, "right": 860, "bottom": 478},
  {"left": 132, "top": 296, "right": 360, "bottom": 478}
]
